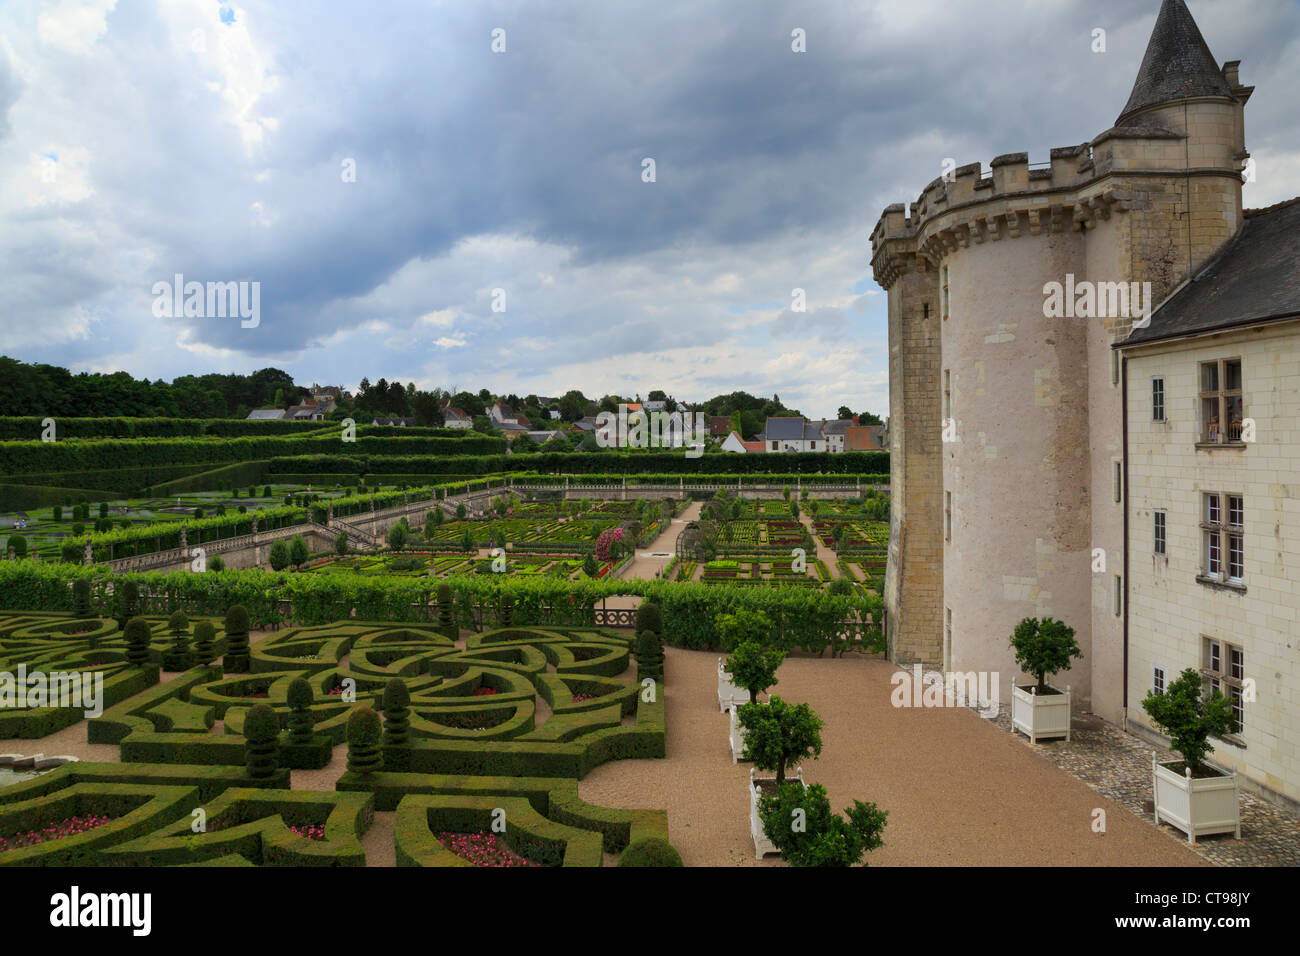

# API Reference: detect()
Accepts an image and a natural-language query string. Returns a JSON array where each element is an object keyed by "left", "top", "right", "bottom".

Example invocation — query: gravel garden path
[{"left": 579, "top": 647, "right": 1210, "bottom": 867}]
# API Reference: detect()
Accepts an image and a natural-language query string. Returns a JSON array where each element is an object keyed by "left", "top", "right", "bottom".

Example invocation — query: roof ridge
[{"left": 1244, "top": 195, "right": 1300, "bottom": 218}]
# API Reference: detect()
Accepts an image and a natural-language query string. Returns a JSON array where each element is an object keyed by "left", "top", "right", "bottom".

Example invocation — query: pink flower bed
[
  {"left": 289, "top": 824, "right": 326, "bottom": 841},
  {"left": 0, "top": 814, "right": 117, "bottom": 852},
  {"left": 437, "top": 831, "right": 542, "bottom": 867},
  {"left": 572, "top": 692, "right": 600, "bottom": 702},
  {"left": 473, "top": 687, "right": 498, "bottom": 696}
]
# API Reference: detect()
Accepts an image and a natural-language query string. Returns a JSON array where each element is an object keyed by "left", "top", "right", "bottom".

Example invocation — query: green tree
[
  {"left": 269, "top": 539, "right": 289, "bottom": 571},
  {"left": 583, "top": 553, "right": 599, "bottom": 577},
  {"left": 455, "top": 503, "right": 467, "bottom": 520},
  {"left": 6, "top": 534, "right": 27, "bottom": 558},
  {"left": 715, "top": 607, "right": 773, "bottom": 651},
  {"left": 759, "top": 782, "right": 888, "bottom": 867},
  {"left": 289, "top": 534, "right": 309, "bottom": 568},
  {"left": 387, "top": 522, "right": 409, "bottom": 551},
  {"left": 208, "top": 555, "right": 225, "bottom": 572},
  {"left": 1142, "top": 668, "right": 1239, "bottom": 772},
  {"left": 1009, "top": 617, "right": 1082, "bottom": 692},
  {"left": 724, "top": 641, "right": 786, "bottom": 704},
  {"left": 335, "top": 531, "right": 349, "bottom": 555},
  {"left": 739, "top": 696, "right": 824, "bottom": 787}
]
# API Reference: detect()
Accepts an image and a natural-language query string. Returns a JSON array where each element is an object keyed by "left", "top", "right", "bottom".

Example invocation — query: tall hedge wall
[
  {"left": 266, "top": 450, "right": 888, "bottom": 478},
  {"left": 0, "top": 433, "right": 508, "bottom": 475}
]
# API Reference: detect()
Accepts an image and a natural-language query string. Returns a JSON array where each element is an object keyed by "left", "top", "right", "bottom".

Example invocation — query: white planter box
[
  {"left": 1010, "top": 683, "right": 1071, "bottom": 743},
  {"left": 729, "top": 705, "right": 747, "bottom": 763},
  {"left": 1152, "top": 753, "right": 1240, "bottom": 843},
  {"left": 718, "top": 657, "right": 747, "bottom": 712},
  {"left": 750, "top": 766, "right": 804, "bottom": 860}
]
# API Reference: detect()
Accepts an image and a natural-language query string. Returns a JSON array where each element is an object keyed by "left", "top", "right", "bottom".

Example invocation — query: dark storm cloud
[{"left": 0, "top": 0, "right": 1295, "bottom": 417}]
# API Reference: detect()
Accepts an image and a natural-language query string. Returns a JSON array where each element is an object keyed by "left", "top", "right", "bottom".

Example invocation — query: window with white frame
[
  {"left": 1199, "top": 358, "right": 1244, "bottom": 443},
  {"left": 1151, "top": 376, "right": 1165, "bottom": 422},
  {"left": 1152, "top": 664, "right": 1166, "bottom": 696},
  {"left": 1201, "top": 492, "right": 1244, "bottom": 585},
  {"left": 1202, "top": 637, "right": 1245, "bottom": 734},
  {"left": 1154, "top": 510, "right": 1166, "bottom": 556}
]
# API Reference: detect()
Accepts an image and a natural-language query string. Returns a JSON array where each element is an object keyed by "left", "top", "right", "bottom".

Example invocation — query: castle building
[{"left": 871, "top": 1, "right": 1297, "bottom": 806}]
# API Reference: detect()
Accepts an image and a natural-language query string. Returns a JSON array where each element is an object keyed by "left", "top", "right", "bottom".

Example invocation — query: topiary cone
[
  {"left": 286, "top": 677, "right": 316, "bottom": 744},
  {"left": 346, "top": 706, "right": 384, "bottom": 776},
  {"left": 243, "top": 704, "right": 281, "bottom": 779},
  {"left": 124, "top": 617, "right": 152, "bottom": 666},
  {"left": 436, "top": 583, "right": 456, "bottom": 639},
  {"left": 635, "top": 629, "right": 665, "bottom": 682},
  {"left": 223, "top": 604, "right": 251, "bottom": 673},
  {"left": 162, "top": 610, "right": 194, "bottom": 670},
  {"left": 192, "top": 621, "right": 216, "bottom": 665},
  {"left": 382, "top": 678, "right": 411, "bottom": 746}
]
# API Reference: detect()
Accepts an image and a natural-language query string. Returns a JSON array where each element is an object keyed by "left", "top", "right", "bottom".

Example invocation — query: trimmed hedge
[{"left": 393, "top": 794, "right": 603, "bottom": 867}]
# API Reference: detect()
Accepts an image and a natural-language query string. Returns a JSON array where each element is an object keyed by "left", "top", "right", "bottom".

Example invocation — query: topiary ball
[
  {"left": 287, "top": 677, "right": 313, "bottom": 711},
  {"left": 244, "top": 703, "right": 280, "bottom": 743},
  {"left": 618, "top": 837, "right": 683, "bottom": 867},
  {"left": 437, "top": 582, "right": 451, "bottom": 603},
  {"left": 382, "top": 677, "right": 410, "bottom": 711},
  {"left": 168, "top": 610, "right": 189, "bottom": 632},
  {"left": 635, "top": 601, "right": 663, "bottom": 636},
  {"left": 225, "top": 604, "right": 250, "bottom": 634}
]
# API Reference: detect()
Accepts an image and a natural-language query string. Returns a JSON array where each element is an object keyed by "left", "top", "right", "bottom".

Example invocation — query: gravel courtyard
[{"left": 580, "top": 646, "right": 1210, "bottom": 867}]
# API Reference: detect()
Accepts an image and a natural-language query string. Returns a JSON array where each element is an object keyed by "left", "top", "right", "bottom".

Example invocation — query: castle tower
[{"left": 871, "top": 0, "right": 1251, "bottom": 720}]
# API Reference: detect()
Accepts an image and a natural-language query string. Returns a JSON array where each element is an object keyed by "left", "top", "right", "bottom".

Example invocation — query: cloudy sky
[{"left": 1, "top": 0, "right": 1296, "bottom": 419}]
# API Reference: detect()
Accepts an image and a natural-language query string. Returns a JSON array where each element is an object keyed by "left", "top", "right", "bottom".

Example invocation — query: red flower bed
[
  {"left": 572, "top": 692, "right": 600, "bottom": 702},
  {"left": 238, "top": 692, "right": 269, "bottom": 698},
  {"left": 473, "top": 687, "right": 498, "bottom": 696},
  {"left": 0, "top": 815, "right": 117, "bottom": 852},
  {"left": 327, "top": 685, "right": 346, "bottom": 696},
  {"left": 437, "top": 831, "right": 542, "bottom": 867},
  {"left": 289, "top": 824, "right": 325, "bottom": 841}
]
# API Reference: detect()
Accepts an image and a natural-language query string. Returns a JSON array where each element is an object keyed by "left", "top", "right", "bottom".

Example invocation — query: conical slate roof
[{"left": 1117, "top": 0, "right": 1234, "bottom": 125}]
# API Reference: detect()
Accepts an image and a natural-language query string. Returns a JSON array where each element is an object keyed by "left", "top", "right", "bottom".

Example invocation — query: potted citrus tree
[
  {"left": 716, "top": 608, "right": 779, "bottom": 712},
  {"left": 1143, "top": 668, "right": 1241, "bottom": 843},
  {"left": 1009, "top": 617, "right": 1081, "bottom": 743},
  {"left": 739, "top": 696, "right": 823, "bottom": 859},
  {"left": 758, "top": 783, "right": 888, "bottom": 867}
]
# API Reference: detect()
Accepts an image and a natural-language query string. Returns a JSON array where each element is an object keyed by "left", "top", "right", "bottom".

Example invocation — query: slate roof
[
  {"left": 765, "top": 417, "right": 825, "bottom": 442},
  {"left": 1117, "top": 0, "right": 1234, "bottom": 126},
  {"left": 1121, "top": 197, "right": 1300, "bottom": 347},
  {"left": 821, "top": 419, "right": 854, "bottom": 436},
  {"left": 246, "top": 408, "right": 286, "bottom": 420}
]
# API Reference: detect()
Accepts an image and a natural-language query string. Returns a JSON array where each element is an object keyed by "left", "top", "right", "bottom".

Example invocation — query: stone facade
[
  {"left": 870, "top": 1, "right": 1253, "bottom": 722},
  {"left": 1123, "top": 320, "right": 1300, "bottom": 810}
]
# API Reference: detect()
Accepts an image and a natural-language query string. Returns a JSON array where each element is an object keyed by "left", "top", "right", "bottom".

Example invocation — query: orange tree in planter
[
  {"left": 1009, "top": 617, "right": 1082, "bottom": 693},
  {"left": 1142, "top": 668, "right": 1239, "bottom": 774}
]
